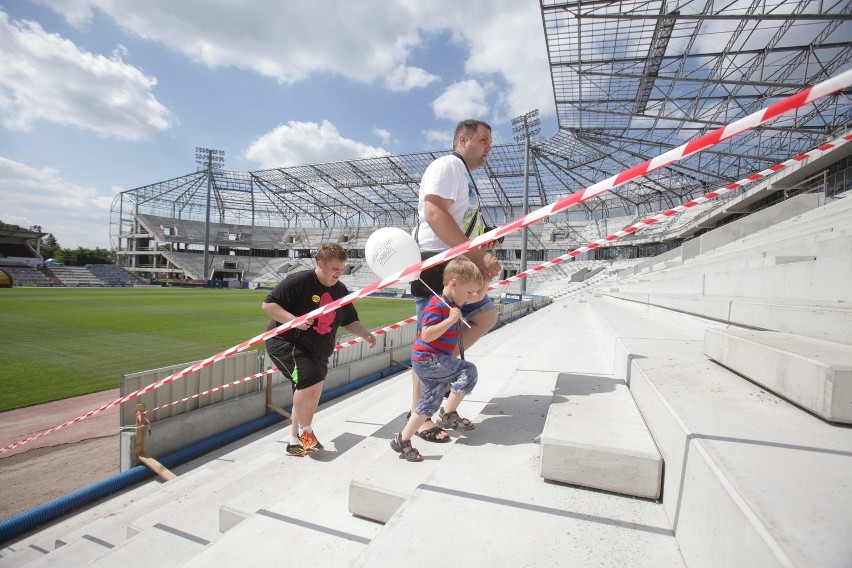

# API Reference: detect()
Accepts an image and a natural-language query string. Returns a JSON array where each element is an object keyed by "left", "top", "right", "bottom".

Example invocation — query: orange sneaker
[
  {"left": 286, "top": 442, "right": 307, "bottom": 457},
  {"left": 299, "top": 431, "right": 324, "bottom": 452}
]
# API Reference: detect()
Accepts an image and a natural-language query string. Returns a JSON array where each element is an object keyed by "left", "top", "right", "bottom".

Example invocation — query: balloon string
[{"left": 417, "top": 278, "right": 472, "bottom": 328}]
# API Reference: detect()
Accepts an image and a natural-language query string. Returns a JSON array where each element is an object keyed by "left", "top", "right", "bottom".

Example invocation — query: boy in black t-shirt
[{"left": 263, "top": 243, "right": 376, "bottom": 456}]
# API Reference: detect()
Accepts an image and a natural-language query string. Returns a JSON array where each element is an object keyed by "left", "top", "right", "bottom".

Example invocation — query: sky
[{"left": 0, "top": 0, "right": 557, "bottom": 250}]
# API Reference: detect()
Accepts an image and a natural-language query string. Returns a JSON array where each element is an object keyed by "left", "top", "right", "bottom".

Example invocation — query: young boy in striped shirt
[{"left": 391, "top": 257, "right": 482, "bottom": 462}]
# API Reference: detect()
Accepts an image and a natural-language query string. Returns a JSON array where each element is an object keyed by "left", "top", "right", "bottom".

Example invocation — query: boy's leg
[
  {"left": 436, "top": 358, "right": 478, "bottom": 429},
  {"left": 400, "top": 412, "right": 429, "bottom": 442},
  {"left": 411, "top": 296, "right": 449, "bottom": 441},
  {"left": 442, "top": 391, "right": 466, "bottom": 415}
]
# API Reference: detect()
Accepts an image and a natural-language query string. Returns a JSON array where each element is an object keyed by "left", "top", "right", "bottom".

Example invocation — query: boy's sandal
[
  {"left": 416, "top": 426, "right": 451, "bottom": 443},
  {"left": 406, "top": 411, "right": 450, "bottom": 443},
  {"left": 390, "top": 434, "right": 423, "bottom": 462},
  {"left": 437, "top": 410, "right": 476, "bottom": 431}
]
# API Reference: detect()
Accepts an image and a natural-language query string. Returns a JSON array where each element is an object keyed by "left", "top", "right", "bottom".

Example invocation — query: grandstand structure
[
  {"left": 4, "top": 3, "right": 852, "bottom": 566},
  {"left": 110, "top": 1, "right": 852, "bottom": 286},
  {"left": 0, "top": 228, "right": 138, "bottom": 287}
]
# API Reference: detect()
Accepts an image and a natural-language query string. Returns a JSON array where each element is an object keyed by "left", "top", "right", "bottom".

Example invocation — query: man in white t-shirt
[{"left": 408, "top": 119, "right": 501, "bottom": 443}]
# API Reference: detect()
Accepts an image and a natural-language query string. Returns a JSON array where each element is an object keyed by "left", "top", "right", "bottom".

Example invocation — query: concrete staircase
[{"left": 2, "top": 195, "right": 851, "bottom": 567}]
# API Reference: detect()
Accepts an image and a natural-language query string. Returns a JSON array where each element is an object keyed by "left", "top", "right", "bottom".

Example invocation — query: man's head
[
  {"left": 453, "top": 119, "right": 492, "bottom": 170},
  {"left": 314, "top": 243, "right": 347, "bottom": 285}
]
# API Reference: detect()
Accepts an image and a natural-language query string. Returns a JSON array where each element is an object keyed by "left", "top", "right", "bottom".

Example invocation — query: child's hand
[{"left": 448, "top": 307, "right": 462, "bottom": 323}]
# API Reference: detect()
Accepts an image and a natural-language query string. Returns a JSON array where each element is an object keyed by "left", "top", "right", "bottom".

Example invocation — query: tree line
[{"left": 0, "top": 221, "right": 115, "bottom": 266}]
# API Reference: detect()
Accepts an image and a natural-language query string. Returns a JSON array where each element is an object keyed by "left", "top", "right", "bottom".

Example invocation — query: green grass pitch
[{"left": 0, "top": 287, "right": 414, "bottom": 412}]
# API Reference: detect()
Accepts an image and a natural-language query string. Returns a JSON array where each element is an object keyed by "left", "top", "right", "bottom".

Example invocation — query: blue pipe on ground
[{"left": 0, "top": 363, "right": 409, "bottom": 544}]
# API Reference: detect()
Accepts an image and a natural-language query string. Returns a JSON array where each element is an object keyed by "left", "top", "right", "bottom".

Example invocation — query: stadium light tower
[
  {"left": 195, "top": 147, "right": 225, "bottom": 280},
  {"left": 30, "top": 225, "right": 42, "bottom": 260},
  {"left": 512, "top": 109, "right": 540, "bottom": 296}
]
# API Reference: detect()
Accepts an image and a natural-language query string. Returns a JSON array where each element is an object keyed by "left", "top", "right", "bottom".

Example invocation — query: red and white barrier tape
[
  {"left": 135, "top": 129, "right": 852, "bottom": 417},
  {"left": 3, "top": 69, "right": 850, "bottom": 455},
  {"left": 334, "top": 316, "right": 417, "bottom": 351},
  {"left": 143, "top": 369, "right": 278, "bottom": 417},
  {"left": 333, "top": 130, "right": 852, "bottom": 347}
]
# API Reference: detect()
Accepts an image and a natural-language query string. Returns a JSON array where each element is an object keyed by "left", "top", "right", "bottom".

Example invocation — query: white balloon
[{"left": 365, "top": 227, "right": 421, "bottom": 283}]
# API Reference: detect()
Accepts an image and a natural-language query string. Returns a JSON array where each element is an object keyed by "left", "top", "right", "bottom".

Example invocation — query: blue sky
[{"left": 0, "top": 1, "right": 557, "bottom": 249}]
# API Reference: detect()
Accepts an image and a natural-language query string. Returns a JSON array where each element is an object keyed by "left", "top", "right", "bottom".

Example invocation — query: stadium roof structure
[{"left": 111, "top": 0, "right": 852, "bottom": 246}]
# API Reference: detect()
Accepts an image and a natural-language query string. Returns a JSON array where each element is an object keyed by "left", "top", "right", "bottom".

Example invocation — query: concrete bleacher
[
  {"left": 46, "top": 265, "right": 107, "bottom": 286},
  {"left": 0, "top": 266, "right": 58, "bottom": 286},
  {"left": 85, "top": 264, "right": 136, "bottom": 286},
  {"left": 4, "top": 193, "right": 852, "bottom": 566}
]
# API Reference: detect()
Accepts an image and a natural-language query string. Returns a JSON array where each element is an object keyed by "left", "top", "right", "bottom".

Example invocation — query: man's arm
[
  {"left": 423, "top": 195, "right": 500, "bottom": 280},
  {"left": 343, "top": 321, "right": 376, "bottom": 348},
  {"left": 261, "top": 301, "right": 314, "bottom": 331}
]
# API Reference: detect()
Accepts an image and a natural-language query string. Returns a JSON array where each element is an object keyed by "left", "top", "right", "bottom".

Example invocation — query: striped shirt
[{"left": 412, "top": 295, "right": 459, "bottom": 361}]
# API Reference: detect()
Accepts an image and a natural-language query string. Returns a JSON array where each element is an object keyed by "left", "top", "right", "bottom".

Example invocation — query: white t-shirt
[{"left": 415, "top": 154, "right": 481, "bottom": 251}]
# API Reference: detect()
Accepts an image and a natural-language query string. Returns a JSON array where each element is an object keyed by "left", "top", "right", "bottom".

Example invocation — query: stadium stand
[
  {"left": 46, "top": 265, "right": 106, "bottom": 287},
  {"left": 4, "top": 2, "right": 851, "bottom": 565},
  {"left": 0, "top": 266, "right": 59, "bottom": 286},
  {"left": 6, "top": 194, "right": 850, "bottom": 567}
]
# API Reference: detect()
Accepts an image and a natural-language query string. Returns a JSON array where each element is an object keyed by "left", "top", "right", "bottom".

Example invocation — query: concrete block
[
  {"left": 629, "top": 357, "right": 852, "bottom": 568},
  {"left": 704, "top": 328, "right": 852, "bottom": 424},
  {"left": 540, "top": 373, "right": 662, "bottom": 498},
  {"left": 348, "top": 441, "right": 454, "bottom": 523},
  {"left": 771, "top": 255, "right": 815, "bottom": 265},
  {"left": 728, "top": 299, "right": 852, "bottom": 346}
]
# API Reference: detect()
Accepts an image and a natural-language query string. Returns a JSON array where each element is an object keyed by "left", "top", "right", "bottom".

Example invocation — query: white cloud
[
  {"left": 0, "top": 12, "right": 170, "bottom": 140},
  {"left": 0, "top": 156, "right": 115, "bottom": 248},
  {"left": 451, "top": 2, "right": 554, "bottom": 122},
  {"left": 243, "top": 120, "right": 389, "bottom": 168},
  {"left": 34, "top": 1, "right": 555, "bottom": 123},
  {"left": 423, "top": 128, "right": 453, "bottom": 149},
  {"left": 384, "top": 64, "right": 439, "bottom": 92},
  {"left": 0, "top": 12, "right": 173, "bottom": 140},
  {"left": 432, "top": 80, "right": 489, "bottom": 121},
  {"left": 37, "top": 1, "right": 434, "bottom": 86},
  {"left": 373, "top": 127, "right": 392, "bottom": 145}
]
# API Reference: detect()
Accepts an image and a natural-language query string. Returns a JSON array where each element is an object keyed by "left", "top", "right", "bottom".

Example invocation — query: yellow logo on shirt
[{"left": 312, "top": 294, "right": 321, "bottom": 304}]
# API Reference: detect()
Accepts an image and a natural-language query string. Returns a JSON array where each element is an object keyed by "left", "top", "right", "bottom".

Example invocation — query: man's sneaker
[
  {"left": 286, "top": 442, "right": 307, "bottom": 457},
  {"left": 300, "top": 431, "right": 324, "bottom": 452}
]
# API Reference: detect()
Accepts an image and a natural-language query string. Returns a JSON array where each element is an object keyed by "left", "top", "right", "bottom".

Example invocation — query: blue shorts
[
  {"left": 414, "top": 294, "right": 495, "bottom": 332},
  {"left": 411, "top": 354, "right": 478, "bottom": 416}
]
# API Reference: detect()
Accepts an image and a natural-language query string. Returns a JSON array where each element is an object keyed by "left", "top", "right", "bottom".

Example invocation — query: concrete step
[
  {"left": 353, "top": 360, "right": 684, "bottom": 567},
  {"left": 183, "top": 436, "right": 391, "bottom": 568},
  {"left": 630, "top": 356, "right": 852, "bottom": 567},
  {"left": 347, "top": 353, "right": 521, "bottom": 523},
  {"left": 20, "top": 450, "right": 286, "bottom": 567},
  {"left": 704, "top": 327, "right": 852, "bottom": 424},
  {"left": 37, "top": 375, "right": 410, "bottom": 567},
  {"left": 621, "top": 256, "right": 852, "bottom": 303},
  {"left": 606, "top": 292, "right": 852, "bottom": 346},
  {"left": 589, "top": 295, "right": 713, "bottom": 384},
  {"left": 696, "top": 209, "right": 852, "bottom": 263},
  {"left": 540, "top": 372, "right": 662, "bottom": 499},
  {"left": 0, "top": 458, "right": 235, "bottom": 567},
  {"left": 706, "top": 194, "right": 852, "bottom": 248},
  {"left": 348, "top": 303, "right": 595, "bottom": 524},
  {"left": 219, "top": 372, "right": 414, "bottom": 531}
]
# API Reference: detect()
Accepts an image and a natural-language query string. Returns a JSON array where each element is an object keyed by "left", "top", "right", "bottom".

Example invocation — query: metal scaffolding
[{"left": 111, "top": 0, "right": 852, "bottom": 248}]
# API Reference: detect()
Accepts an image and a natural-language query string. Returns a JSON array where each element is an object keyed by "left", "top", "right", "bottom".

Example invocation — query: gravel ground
[{"left": 0, "top": 391, "right": 121, "bottom": 521}]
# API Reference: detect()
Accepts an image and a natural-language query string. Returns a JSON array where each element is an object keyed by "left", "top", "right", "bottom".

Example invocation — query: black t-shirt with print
[{"left": 264, "top": 269, "right": 358, "bottom": 362}]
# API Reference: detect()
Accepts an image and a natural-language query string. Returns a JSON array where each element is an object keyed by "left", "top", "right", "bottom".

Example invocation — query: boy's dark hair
[{"left": 315, "top": 242, "right": 348, "bottom": 263}]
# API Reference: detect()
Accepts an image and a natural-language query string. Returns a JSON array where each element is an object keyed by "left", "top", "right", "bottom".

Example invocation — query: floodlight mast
[
  {"left": 195, "top": 148, "right": 225, "bottom": 281},
  {"left": 512, "top": 109, "right": 540, "bottom": 296}
]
